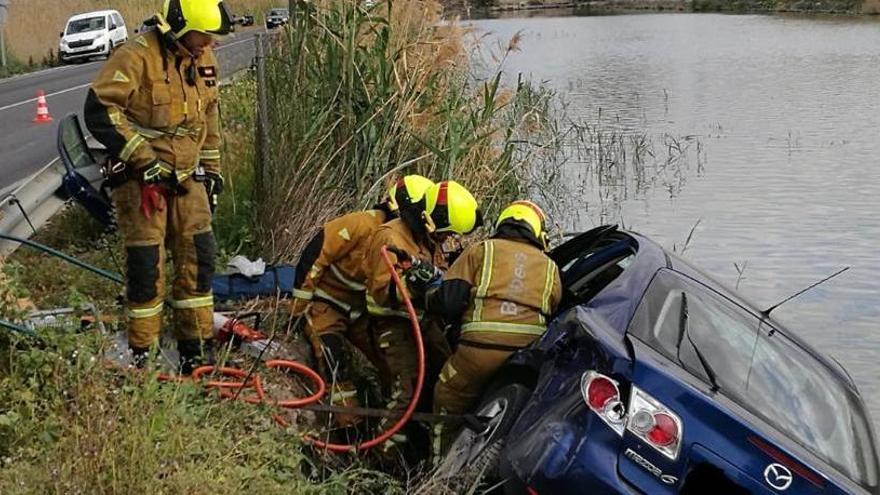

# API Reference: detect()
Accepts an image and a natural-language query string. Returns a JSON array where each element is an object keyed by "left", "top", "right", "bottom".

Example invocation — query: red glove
[{"left": 140, "top": 184, "right": 166, "bottom": 218}]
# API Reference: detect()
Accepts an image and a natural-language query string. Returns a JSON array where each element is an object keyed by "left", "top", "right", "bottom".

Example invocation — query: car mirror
[
  {"left": 110, "top": 24, "right": 117, "bottom": 30},
  {"left": 59, "top": 31, "right": 64, "bottom": 37}
]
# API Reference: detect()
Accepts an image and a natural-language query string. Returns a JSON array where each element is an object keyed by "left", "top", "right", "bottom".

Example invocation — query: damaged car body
[{"left": 436, "top": 225, "right": 879, "bottom": 495}]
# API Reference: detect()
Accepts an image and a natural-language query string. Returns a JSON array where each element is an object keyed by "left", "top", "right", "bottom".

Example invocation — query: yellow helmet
[
  {"left": 424, "top": 181, "right": 482, "bottom": 235},
  {"left": 163, "top": 0, "right": 232, "bottom": 39},
  {"left": 387, "top": 175, "right": 435, "bottom": 212},
  {"left": 496, "top": 200, "right": 549, "bottom": 250}
]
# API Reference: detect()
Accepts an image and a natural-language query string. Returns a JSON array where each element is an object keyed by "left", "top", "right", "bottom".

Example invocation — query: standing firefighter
[
  {"left": 363, "top": 180, "right": 482, "bottom": 448},
  {"left": 84, "top": 0, "right": 232, "bottom": 372},
  {"left": 291, "top": 175, "right": 435, "bottom": 420},
  {"left": 426, "top": 200, "right": 562, "bottom": 458}
]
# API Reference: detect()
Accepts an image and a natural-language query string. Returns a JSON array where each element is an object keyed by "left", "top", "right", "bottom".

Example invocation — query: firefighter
[
  {"left": 291, "top": 175, "right": 435, "bottom": 419},
  {"left": 426, "top": 200, "right": 562, "bottom": 458},
  {"left": 84, "top": 0, "right": 232, "bottom": 373},
  {"left": 363, "top": 180, "right": 483, "bottom": 448}
]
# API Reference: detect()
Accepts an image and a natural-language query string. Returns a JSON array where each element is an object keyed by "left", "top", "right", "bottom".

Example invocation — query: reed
[{"left": 252, "top": 0, "right": 561, "bottom": 259}]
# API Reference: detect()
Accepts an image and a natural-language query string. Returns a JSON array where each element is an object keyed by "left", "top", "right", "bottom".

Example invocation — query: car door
[{"left": 111, "top": 14, "right": 124, "bottom": 44}]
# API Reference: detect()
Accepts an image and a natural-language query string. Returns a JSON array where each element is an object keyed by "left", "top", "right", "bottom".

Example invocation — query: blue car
[{"left": 434, "top": 225, "right": 879, "bottom": 494}]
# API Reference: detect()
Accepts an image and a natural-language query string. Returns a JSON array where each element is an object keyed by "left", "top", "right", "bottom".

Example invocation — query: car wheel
[{"left": 432, "top": 383, "right": 532, "bottom": 493}]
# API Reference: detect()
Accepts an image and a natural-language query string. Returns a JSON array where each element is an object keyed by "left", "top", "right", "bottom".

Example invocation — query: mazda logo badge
[{"left": 764, "top": 463, "right": 793, "bottom": 491}]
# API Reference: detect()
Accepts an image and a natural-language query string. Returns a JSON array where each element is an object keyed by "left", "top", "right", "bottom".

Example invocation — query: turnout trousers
[
  {"left": 432, "top": 341, "right": 522, "bottom": 459},
  {"left": 113, "top": 178, "right": 216, "bottom": 349}
]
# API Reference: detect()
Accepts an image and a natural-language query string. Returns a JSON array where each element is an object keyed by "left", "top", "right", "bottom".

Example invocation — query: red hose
[
  {"left": 156, "top": 245, "right": 425, "bottom": 454},
  {"left": 305, "top": 245, "right": 425, "bottom": 452}
]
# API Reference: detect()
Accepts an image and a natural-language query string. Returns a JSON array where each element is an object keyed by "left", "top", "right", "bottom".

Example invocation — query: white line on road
[
  {"left": 0, "top": 61, "right": 100, "bottom": 87},
  {"left": 0, "top": 83, "right": 92, "bottom": 113},
  {"left": 216, "top": 36, "right": 256, "bottom": 51}
]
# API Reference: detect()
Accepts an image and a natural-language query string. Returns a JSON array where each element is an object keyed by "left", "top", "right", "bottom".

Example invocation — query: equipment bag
[{"left": 212, "top": 265, "right": 296, "bottom": 302}]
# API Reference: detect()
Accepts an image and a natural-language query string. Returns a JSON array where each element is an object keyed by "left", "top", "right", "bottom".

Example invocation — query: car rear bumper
[{"left": 502, "top": 417, "right": 642, "bottom": 494}]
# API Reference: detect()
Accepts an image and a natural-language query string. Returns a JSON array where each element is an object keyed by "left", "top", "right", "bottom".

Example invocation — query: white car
[{"left": 59, "top": 10, "right": 128, "bottom": 63}]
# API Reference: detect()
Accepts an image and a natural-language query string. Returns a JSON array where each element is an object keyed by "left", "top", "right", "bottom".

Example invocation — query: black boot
[
  {"left": 130, "top": 346, "right": 151, "bottom": 369},
  {"left": 178, "top": 338, "right": 215, "bottom": 376}
]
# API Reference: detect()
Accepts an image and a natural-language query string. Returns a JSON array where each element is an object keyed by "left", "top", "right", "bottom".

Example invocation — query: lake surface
[{"left": 467, "top": 13, "right": 880, "bottom": 422}]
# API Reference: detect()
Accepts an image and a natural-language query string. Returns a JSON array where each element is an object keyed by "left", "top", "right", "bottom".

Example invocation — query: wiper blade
[{"left": 679, "top": 292, "right": 720, "bottom": 393}]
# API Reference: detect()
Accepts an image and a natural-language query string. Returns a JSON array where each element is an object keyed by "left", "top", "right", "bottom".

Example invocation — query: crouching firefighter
[
  {"left": 84, "top": 0, "right": 233, "bottom": 373},
  {"left": 363, "top": 180, "right": 483, "bottom": 450},
  {"left": 290, "top": 175, "right": 435, "bottom": 424},
  {"left": 426, "top": 201, "right": 562, "bottom": 460}
]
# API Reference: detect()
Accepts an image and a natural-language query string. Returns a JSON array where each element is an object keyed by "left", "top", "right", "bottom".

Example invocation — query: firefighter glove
[
  {"left": 204, "top": 171, "right": 224, "bottom": 213},
  {"left": 404, "top": 259, "right": 442, "bottom": 299}
]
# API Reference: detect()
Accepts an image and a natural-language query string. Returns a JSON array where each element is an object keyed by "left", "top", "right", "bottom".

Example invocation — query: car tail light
[
  {"left": 626, "top": 387, "right": 683, "bottom": 460},
  {"left": 581, "top": 371, "right": 626, "bottom": 435}
]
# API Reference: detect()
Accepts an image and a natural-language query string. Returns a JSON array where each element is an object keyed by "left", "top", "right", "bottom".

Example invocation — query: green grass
[{"left": 0, "top": 329, "right": 402, "bottom": 494}]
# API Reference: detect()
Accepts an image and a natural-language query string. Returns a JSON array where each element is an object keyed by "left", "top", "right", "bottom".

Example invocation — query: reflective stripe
[
  {"left": 174, "top": 167, "right": 196, "bottom": 183},
  {"left": 130, "top": 122, "right": 201, "bottom": 139},
  {"left": 439, "top": 363, "right": 457, "bottom": 383},
  {"left": 128, "top": 302, "right": 163, "bottom": 319},
  {"left": 170, "top": 295, "right": 214, "bottom": 310},
  {"left": 329, "top": 264, "right": 365, "bottom": 291},
  {"left": 330, "top": 388, "right": 358, "bottom": 404},
  {"left": 432, "top": 421, "right": 445, "bottom": 466},
  {"left": 293, "top": 289, "right": 314, "bottom": 300},
  {"left": 366, "top": 294, "right": 424, "bottom": 319},
  {"left": 314, "top": 288, "right": 352, "bottom": 313},
  {"left": 199, "top": 149, "right": 221, "bottom": 161},
  {"left": 472, "top": 241, "right": 495, "bottom": 322},
  {"left": 540, "top": 258, "right": 555, "bottom": 318},
  {"left": 461, "top": 321, "right": 546, "bottom": 337},
  {"left": 119, "top": 134, "right": 146, "bottom": 161},
  {"left": 131, "top": 124, "right": 163, "bottom": 139}
]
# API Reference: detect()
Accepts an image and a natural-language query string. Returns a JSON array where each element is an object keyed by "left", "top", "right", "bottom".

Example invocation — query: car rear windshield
[
  {"left": 269, "top": 9, "right": 288, "bottom": 15},
  {"left": 67, "top": 16, "right": 106, "bottom": 34},
  {"left": 632, "top": 269, "right": 879, "bottom": 487}
]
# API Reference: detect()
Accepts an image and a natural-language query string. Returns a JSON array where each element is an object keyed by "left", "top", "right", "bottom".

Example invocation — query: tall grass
[
  {"left": 4, "top": 0, "right": 281, "bottom": 64},
  {"left": 254, "top": 0, "right": 561, "bottom": 259}
]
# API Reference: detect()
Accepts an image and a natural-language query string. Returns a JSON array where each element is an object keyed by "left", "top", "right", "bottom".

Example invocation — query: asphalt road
[{"left": 0, "top": 32, "right": 259, "bottom": 190}]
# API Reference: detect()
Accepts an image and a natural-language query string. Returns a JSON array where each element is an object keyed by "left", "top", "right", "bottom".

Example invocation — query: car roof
[
  {"left": 67, "top": 10, "right": 119, "bottom": 22},
  {"left": 611, "top": 229, "right": 858, "bottom": 391}
]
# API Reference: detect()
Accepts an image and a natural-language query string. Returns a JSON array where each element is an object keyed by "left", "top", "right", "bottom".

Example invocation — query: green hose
[
  {"left": 0, "top": 319, "right": 36, "bottom": 337},
  {"left": 0, "top": 233, "right": 123, "bottom": 284},
  {"left": 0, "top": 232, "right": 123, "bottom": 337}
]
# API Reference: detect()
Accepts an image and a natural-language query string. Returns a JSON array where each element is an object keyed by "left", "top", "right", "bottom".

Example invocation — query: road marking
[
  {"left": 216, "top": 36, "right": 255, "bottom": 51},
  {"left": 0, "top": 83, "right": 91, "bottom": 113},
  {"left": 0, "top": 62, "right": 100, "bottom": 87}
]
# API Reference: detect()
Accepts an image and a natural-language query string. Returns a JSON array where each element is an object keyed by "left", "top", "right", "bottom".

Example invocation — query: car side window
[{"left": 629, "top": 269, "right": 757, "bottom": 394}]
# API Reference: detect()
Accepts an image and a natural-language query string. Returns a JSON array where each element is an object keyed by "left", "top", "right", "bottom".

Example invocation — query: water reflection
[{"left": 468, "top": 13, "right": 880, "bottom": 422}]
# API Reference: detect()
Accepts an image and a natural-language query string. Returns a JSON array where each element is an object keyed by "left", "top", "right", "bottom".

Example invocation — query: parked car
[
  {"left": 435, "top": 226, "right": 880, "bottom": 494},
  {"left": 265, "top": 8, "right": 289, "bottom": 29},
  {"left": 59, "top": 10, "right": 127, "bottom": 63},
  {"left": 237, "top": 14, "right": 255, "bottom": 27}
]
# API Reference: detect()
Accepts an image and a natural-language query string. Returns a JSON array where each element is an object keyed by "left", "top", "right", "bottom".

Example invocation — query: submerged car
[{"left": 436, "top": 226, "right": 879, "bottom": 494}]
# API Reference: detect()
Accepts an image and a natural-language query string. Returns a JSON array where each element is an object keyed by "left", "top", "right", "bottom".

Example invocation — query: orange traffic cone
[{"left": 33, "top": 90, "right": 53, "bottom": 124}]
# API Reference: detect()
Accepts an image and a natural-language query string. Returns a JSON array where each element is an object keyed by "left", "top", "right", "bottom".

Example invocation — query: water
[{"left": 467, "top": 13, "right": 880, "bottom": 422}]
